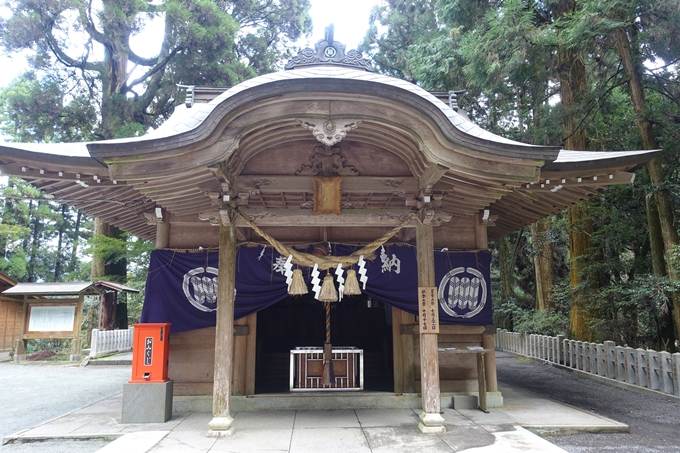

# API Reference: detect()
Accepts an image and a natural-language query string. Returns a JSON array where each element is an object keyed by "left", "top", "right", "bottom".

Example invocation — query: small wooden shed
[
  {"left": 2, "top": 281, "right": 137, "bottom": 361},
  {"left": 0, "top": 272, "right": 19, "bottom": 361}
]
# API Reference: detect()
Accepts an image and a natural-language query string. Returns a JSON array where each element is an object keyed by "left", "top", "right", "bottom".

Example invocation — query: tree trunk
[
  {"left": 68, "top": 210, "right": 82, "bottom": 273},
  {"left": 91, "top": 216, "right": 128, "bottom": 331},
  {"left": 615, "top": 26, "right": 679, "bottom": 349},
  {"left": 498, "top": 237, "right": 513, "bottom": 302},
  {"left": 556, "top": 1, "right": 595, "bottom": 340},
  {"left": 568, "top": 202, "right": 594, "bottom": 341},
  {"left": 26, "top": 200, "right": 42, "bottom": 282},
  {"left": 54, "top": 204, "right": 67, "bottom": 281},
  {"left": 531, "top": 218, "right": 554, "bottom": 310},
  {"left": 91, "top": 217, "right": 106, "bottom": 280},
  {"left": 91, "top": 217, "right": 127, "bottom": 282}
]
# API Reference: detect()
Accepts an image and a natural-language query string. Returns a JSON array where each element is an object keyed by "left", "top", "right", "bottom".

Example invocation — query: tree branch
[{"left": 44, "top": 22, "right": 101, "bottom": 73}]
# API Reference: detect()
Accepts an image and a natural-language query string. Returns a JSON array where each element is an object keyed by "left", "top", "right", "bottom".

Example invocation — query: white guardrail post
[
  {"left": 649, "top": 350, "right": 661, "bottom": 391},
  {"left": 673, "top": 353, "right": 680, "bottom": 397},
  {"left": 604, "top": 341, "right": 616, "bottom": 378},
  {"left": 89, "top": 326, "right": 134, "bottom": 358},
  {"left": 494, "top": 330, "right": 680, "bottom": 397},
  {"left": 596, "top": 343, "right": 605, "bottom": 376}
]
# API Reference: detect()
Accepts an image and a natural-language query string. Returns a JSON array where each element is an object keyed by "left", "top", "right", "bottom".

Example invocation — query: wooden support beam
[
  {"left": 156, "top": 213, "right": 170, "bottom": 249},
  {"left": 475, "top": 213, "right": 488, "bottom": 249},
  {"left": 207, "top": 222, "right": 237, "bottom": 437},
  {"left": 234, "top": 175, "right": 419, "bottom": 194},
  {"left": 236, "top": 208, "right": 418, "bottom": 227},
  {"left": 420, "top": 164, "right": 449, "bottom": 192},
  {"left": 523, "top": 171, "right": 635, "bottom": 191},
  {"left": 416, "top": 222, "right": 445, "bottom": 433}
]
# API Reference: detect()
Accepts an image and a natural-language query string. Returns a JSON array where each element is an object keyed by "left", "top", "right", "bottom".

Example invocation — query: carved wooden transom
[{"left": 296, "top": 145, "right": 359, "bottom": 177}]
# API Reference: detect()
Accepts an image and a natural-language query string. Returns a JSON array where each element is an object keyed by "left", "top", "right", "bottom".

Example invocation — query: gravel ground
[
  {"left": 496, "top": 353, "right": 680, "bottom": 453},
  {"left": 0, "top": 361, "right": 130, "bottom": 453}
]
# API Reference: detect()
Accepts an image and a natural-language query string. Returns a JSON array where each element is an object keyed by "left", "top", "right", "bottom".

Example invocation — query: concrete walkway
[{"left": 3, "top": 382, "right": 627, "bottom": 453}]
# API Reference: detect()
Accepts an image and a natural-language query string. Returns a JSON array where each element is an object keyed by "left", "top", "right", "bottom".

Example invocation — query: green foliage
[
  {"left": 0, "top": 177, "right": 91, "bottom": 282},
  {"left": 88, "top": 231, "right": 153, "bottom": 280},
  {"left": 367, "top": 0, "right": 679, "bottom": 348},
  {"left": 0, "top": 72, "right": 97, "bottom": 142},
  {"left": 26, "top": 339, "right": 72, "bottom": 354},
  {"left": 0, "top": 0, "right": 312, "bottom": 139},
  {"left": 513, "top": 308, "right": 570, "bottom": 337}
]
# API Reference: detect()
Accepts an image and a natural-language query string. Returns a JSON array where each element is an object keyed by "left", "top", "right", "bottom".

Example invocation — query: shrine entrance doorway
[{"left": 255, "top": 294, "right": 394, "bottom": 393}]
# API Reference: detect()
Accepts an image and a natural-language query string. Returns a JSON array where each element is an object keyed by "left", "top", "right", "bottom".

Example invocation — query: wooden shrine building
[{"left": 0, "top": 31, "right": 658, "bottom": 434}]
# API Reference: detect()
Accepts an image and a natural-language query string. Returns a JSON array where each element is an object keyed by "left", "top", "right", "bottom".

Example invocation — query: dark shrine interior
[{"left": 255, "top": 292, "right": 394, "bottom": 393}]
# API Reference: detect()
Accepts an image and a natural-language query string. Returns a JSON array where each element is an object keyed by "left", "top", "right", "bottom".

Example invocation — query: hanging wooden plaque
[
  {"left": 313, "top": 177, "right": 342, "bottom": 215},
  {"left": 419, "top": 286, "right": 439, "bottom": 333}
]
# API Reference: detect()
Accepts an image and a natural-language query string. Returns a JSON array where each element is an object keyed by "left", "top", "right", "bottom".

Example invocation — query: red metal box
[{"left": 129, "top": 323, "right": 171, "bottom": 383}]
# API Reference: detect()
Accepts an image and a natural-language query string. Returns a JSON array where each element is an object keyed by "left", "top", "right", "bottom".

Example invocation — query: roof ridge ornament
[
  {"left": 297, "top": 117, "right": 362, "bottom": 146},
  {"left": 285, "top": 24, "right": 373, "bottom": 72}
]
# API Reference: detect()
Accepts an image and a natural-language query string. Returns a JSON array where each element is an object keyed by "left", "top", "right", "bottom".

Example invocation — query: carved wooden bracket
[
  {"left": 198, "top": 210, "right": 220, "bottom": 226},
  {"left": 419, "top": 208, "right": 453, "bottom": 226},
  {"left": 143, "top": 207, "right": 165, "bottom": 225},
  {"left": 197, "top": 208, "right": 236, "bottom": 226}
]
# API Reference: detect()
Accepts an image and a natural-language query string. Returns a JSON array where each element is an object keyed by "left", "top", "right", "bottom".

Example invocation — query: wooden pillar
[
  {"left": 416, "top": 223, "right": 445, "bottom": 433},
  {"left": 70, "top": 294, "right": 84, "bottom": 361},
  {"left": 233, "top": 317, "right": 248, "bottom": 395},
  {"left": 232, "top": 313, "right": 256, "bottom": 396},
  {"left": 207, "top": 222, "right": 237, "bottom": 437},
  {"left": 14, "top": 297, "right": 28, "bottom": 361},
  {"left": 392, "top": 306, "right": 404, "bottom": 393},
  {"left": 482, "top": 331, "right": 498, "bottom": 392},
  {"left": 393, "top": 308, "right": 416, "bottom": 393},
  {"left": 155, "top": 215, "right": 170, "bottom": 249},
  {"left": 245, "top": 313, "right": 257, "bottom": 395},
  {"left": 477, "top": 216, "right": 498, "bottom": 394},
  {"left": 99, "top": 292, "right": 116, "bottom": 330}
]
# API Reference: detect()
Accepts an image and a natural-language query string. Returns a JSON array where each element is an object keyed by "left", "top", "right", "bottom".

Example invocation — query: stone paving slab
[
  {"left": 96, "top": 431, "right": 168, "bottom": 453},
  {"left": 289, "top": 427, "right": 370, "bottom": 453},
  {"left": 2, "top": 381, "right": 629, "bottom": 452},
  {"left": 462, "top": 384, "right": 629, "bottom": 436}
]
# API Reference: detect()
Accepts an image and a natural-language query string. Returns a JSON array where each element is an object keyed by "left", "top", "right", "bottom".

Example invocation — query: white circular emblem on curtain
[
  {"left": 438, "top": 267, "right": 487, "bottom": 318},
  {"left": 182, "top": 267, "right": 219, "bottom": 312}
]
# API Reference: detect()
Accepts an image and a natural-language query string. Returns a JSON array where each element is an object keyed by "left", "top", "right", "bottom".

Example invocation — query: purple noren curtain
[{"left": 141, "top": 245, "right": 492, "bottom": 333}]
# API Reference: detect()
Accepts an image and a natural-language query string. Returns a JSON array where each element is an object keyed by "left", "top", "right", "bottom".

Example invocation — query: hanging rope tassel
[
  {"left": 288, "top": 269, "right": 308, "bottom": 295},
  {"left": 344, "top": 269, "right": 361, "bottom": 296},
  {"left": 318, "top": 275, "right": 338, "bottom": 303}
]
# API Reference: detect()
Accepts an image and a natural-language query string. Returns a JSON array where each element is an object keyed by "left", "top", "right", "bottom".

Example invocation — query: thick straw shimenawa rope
[{"left": 235, "top": 211, "right": 417, "bottom": 270}]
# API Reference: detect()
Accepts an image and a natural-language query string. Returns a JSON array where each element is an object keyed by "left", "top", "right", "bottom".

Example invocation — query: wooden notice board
[
  {"left": 24, "top": 300, "right": 79, "bottom": 339},
  {"left": 418, "top": 286, "right": 439, "bottom": 333}
]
